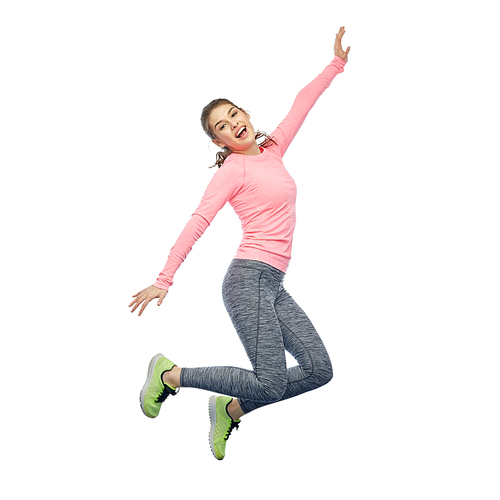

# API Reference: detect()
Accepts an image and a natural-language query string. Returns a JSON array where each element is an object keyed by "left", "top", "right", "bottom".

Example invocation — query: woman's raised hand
[
  {"left": 335, "top": 26, "right": 350, "bottom": 62},
  {"left": 129, "top": 285, "right": 168, "bottom": 316}
]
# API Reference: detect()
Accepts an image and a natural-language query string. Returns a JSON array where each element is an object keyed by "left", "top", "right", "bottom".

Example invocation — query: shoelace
[
  {"left": 155, "top": 384, "right": 178, "bottom": 403},
  {"left": 224, "top": 420, "right": 240, "bottom": 441}
]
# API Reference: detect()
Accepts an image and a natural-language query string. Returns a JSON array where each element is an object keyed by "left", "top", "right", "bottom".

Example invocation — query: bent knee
[
  {"left": 258, "top": 377, "right": 287, "bottom": 403},
  {"left": 322, "top": 365, "right": 334, "bottom": 386},
  {"left": 313, "top": 358, "right": 334, "bottom": 388}
]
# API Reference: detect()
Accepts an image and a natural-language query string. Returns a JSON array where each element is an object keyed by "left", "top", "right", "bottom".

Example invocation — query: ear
[{"left": 212, "top": 139, "right": 226, "bottom": 149}]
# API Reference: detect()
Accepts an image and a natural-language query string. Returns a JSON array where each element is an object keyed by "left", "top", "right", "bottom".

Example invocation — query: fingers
[
  {"left": 129, "top": 287, "right": 147, "bottom": 305},
  {"left": 128, "top": 292, "right": 143, "bottom": 308},
  {"left": 129, "top": 287, "right": 168, "bottom": 315},
  {"left": 129, "top": 294, "right": 144, "bottom": 313},
  {"left": 130, "top": 292, "right": 152, "bottom": 316},
  {"left": 334, "top": 27, "right": 344, "bottom": 48},
  {"left": 129, "top": 288, "right": 148, "bottom": 312},
  {"left": 138, "top": 297, "right": 153, "bottom": 316},
  {"left": 335, "top": 27, "right": 346, "bottom": 48}
]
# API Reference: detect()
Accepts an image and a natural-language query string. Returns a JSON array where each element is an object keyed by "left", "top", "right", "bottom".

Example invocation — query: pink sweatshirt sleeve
[
  {"left": 154, "top": 161, "right": 243, "bottom": 291},
  {"left": 271, "top": 55, "right": 346, "bottom": 156}
]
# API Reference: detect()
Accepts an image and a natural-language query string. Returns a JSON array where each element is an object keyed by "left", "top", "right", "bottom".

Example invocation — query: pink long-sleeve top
[{"left": 154, "top": 55, "right": 346, "bottom": 291}]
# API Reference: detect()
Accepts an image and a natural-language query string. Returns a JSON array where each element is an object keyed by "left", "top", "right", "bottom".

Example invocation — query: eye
[
  {"left": 231, "top": 111, "right": 237, "bottom": 117},
  {"left": 220, "top": 124, "right": 226, "bottom": 130}
]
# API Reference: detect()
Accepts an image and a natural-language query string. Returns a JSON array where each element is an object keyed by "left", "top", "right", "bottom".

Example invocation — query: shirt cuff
[{"left": 332, "top": 55, "right": 347, "bottom": 72}]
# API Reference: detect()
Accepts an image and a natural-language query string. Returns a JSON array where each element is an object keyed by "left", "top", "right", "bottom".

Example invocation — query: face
[{"left": 208, "top": 104, "right": 259, "bottom": 155}]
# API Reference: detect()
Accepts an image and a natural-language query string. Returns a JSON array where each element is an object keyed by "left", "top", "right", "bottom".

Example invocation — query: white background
[{"left": 1, "top": 1, "right": 499, "bottom": 498}]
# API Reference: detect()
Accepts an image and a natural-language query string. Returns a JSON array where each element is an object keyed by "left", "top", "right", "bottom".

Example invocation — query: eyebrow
[{"left": 214, "top": 107, "right": 236, "bottom": 130}]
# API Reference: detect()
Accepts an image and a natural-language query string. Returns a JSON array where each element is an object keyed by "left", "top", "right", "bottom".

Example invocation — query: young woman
[{"left": 130, "top": 27, "right": 350, "bottom": 460}]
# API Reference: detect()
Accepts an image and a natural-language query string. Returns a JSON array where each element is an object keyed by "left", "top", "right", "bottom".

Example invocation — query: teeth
[{"left": 237, "top": 127, "right": 245, "bottom": 138}]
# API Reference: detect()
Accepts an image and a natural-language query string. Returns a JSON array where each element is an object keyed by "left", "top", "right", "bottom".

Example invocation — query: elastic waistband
[{"left": 227, "top": 258, "right": 285, "bottom": 281}]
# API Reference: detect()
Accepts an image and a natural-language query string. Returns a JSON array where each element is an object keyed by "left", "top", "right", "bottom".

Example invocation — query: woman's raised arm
[{"left": 270, "top": 26, "right": 350, "bottom": 156}]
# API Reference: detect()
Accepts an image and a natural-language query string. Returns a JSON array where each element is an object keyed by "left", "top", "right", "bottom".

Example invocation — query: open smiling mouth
[{"left": 236, "top": 127, "right": 247, "bottom": 139}]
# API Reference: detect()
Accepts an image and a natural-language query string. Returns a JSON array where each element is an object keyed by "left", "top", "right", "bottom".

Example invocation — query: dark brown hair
[{"left": 200, "top": 98, "right": 278, "bottom": 168}]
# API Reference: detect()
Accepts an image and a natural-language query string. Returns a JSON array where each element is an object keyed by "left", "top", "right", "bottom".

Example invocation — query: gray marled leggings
[{"left": 179, "top": 259, "right": 333, "bottom": 414}]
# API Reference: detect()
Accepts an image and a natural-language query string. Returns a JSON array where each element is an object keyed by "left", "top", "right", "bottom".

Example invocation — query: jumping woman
[{"left": 130, "top": 26, "right": 350, "bottom": 460}]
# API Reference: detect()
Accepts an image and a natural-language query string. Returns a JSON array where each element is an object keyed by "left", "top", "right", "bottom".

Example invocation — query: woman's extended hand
[
  {"left": 129, "top": 285, "right": 168, "bottom": 316},
  {"left": 335, "top": 26, "right": 350, "bottom": 62}
]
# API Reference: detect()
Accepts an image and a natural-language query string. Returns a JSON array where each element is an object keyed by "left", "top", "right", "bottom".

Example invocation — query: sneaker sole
[
  {"left": 139, "top": 353, "right": 165, "bottom": 418},
  {"left": 208, "top": 395, "right": 222, "bottom": 460}
]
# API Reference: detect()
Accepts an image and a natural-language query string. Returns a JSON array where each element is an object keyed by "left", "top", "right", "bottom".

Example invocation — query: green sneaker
[
  {"left": 140, "top": 353, "right": 179, "bottom": 418},
  {"left": 208, "top": 395, "right": 240, "bottom": 460}
]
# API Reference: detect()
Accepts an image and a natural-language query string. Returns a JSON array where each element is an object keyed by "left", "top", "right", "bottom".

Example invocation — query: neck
[{"left": 234, "top": 141, "right": 261, "bottom": 156}]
